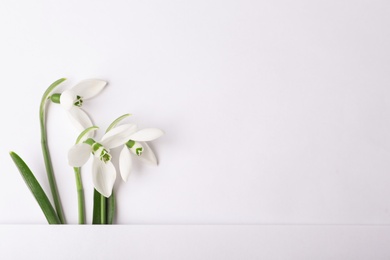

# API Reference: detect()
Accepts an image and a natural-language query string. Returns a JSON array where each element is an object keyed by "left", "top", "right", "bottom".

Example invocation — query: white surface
[
  {"left": 1, "top": 0, "right": 390, "bottom": 225},
  {"left": 0, "top": 225, "right": 389, "bottom": 259}
]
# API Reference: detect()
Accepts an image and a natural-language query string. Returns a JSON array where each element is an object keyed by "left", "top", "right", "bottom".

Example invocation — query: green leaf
[
  {"left": 107, "top": 191, "right": 115, "bottom": 224},
  {"left": 9, "top": 152, "right": 61, "bottom": 224},
  {"left": 92, "top": 189, "right": 101, "bottom": 224}
]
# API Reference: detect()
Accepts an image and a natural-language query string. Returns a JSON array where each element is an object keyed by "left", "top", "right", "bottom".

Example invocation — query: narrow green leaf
[
  {"left": 92, "top": 189, "right": 102, "bottom": 224},
  {"left": 9, "top": 152, "right": 61, "bottom": 224},
  {"left": 106, "top": 113, "right": 132, "bottom": 133},
  {"left": 107, "top": 191, "right": 115, "bottom": 224}
]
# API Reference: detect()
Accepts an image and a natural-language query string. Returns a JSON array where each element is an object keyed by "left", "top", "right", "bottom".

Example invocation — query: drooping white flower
[
  {"left": 118, "top": 127, "right": 164, "bottom": 182},
  {"left": 59, "top": 79, "right": 107, "bottom": 132},
  {"left": 68, "top": 124, "right": 136, "bottom": 197}
]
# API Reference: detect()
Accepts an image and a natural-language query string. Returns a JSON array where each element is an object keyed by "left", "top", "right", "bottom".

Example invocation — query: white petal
[
  {"left": 138, "top": 142, "right": 157, "bottom": 165},
  {"left": 68, "top": 143, "right": 91, "bottom": 167},
  {"left": 72, "top": 79, "right": 107, "bottom": 99},
  {"left": 129, "top": 128, "right": 164, "bottom": 141},
  {"left": 101, "top": 124, "right": 138, "bottom": 149},
  {"left": 60, "top": 89, "right": 77, "bottom": 110},
  {"left": 119, "top": 146, "right": 133, "bottom": 182},
  {"left": 92, "top": 159, "right": 116, "bottom": 198},
  {"left": 68, "top": 107, "right": 93, "bottom": 132}
]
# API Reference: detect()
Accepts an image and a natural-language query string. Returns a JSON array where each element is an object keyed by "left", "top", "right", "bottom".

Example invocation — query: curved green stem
[
  {"left": 39, "top": 78, "right": 67, "bottom": 224},
  {"left": 74, "top": 167, "right": 85, "bottom": 224}
]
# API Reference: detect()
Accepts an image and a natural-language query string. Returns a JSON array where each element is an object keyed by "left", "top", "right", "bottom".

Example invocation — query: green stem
[
  {"left": 101, "top": 195, "right": 107, "bottom": 224},
  {"left": 107, "top": 191, "right": 115, "bottom": 224},
  {"left": 74, "top": 167, "right": 85, "bottom": 224},
  {"left": 92, "top": 189, "right": 101, "bottom": 224},
  {"left": 39, "top": 78, "right": 67, "bottom": 224}
]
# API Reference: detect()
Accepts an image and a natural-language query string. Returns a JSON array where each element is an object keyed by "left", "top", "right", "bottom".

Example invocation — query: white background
[
  {"left": 0, "top": 0, "right": 390, "bottom": 241},
  {"left": 2, "top": 0, "right": 390, "bottom": 258},
  {"left": 1, "top": 0, "right": 390, "bottom": 225}
]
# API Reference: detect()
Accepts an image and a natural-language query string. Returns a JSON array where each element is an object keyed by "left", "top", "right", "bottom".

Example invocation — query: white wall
[{"left": 0, "top": 0, "right": 390, "bottom": 226}]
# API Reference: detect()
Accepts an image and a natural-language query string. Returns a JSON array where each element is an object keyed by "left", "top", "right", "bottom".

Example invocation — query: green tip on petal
[
  {"left": 73, "top": 95, "right": 83, "bottom": 107},
  {"left": 129, "top": 142, "right": 144, "bottom": 156},
  {"left": 136, "top": 147, "right": 143, "bottom": 156},
  {"left": 100, "top": 150, "right": 112, "bottom": 163},
  {"left": 106, "top": 113, "right": 132, "bottom": 133}
]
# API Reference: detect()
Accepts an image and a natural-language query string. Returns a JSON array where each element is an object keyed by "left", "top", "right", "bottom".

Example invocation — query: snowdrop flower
[
  {"left": 68, "top": 124, "right": 136, "bottom": 197},
  {"left": 119, "top": 127, "right": 164, "bottom": 182},
  {"left": 51, "top": 79, "right": 107, "bottom": 132}
]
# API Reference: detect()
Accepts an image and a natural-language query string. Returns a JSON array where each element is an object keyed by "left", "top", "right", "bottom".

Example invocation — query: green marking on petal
[
  {"left": 74, "top": 95, "right": 83, "bottom": 107},
  {"left": 129, "top": 141, "right": 144, "bottom": 156},
  {"left": 100, "top": 149, "right": 112, "bottom": 163},
  {"left": 90, "top": 141, "right": 111, "bottom": 163},
  {"left": 136, "top": 147, "right": 143, "bottom": 156}
]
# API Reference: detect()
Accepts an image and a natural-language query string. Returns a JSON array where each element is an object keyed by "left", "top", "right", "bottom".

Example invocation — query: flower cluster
[
  {"left": 55, "top": 79, "right": 164, "bottom": 197},
  {"left": 9, "top": 78, "right": 164, "bottom": 224}
]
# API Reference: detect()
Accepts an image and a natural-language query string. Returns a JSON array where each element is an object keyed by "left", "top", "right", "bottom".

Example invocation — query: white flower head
[
  {"left": 59, "top": 79, "right": 107, "bottom": 132},
  {"left": 118, "top": 127, "right": 164, "bottom": 182},
  {"left": 68, "top": 124, "right": 137, "bottom": 197}
]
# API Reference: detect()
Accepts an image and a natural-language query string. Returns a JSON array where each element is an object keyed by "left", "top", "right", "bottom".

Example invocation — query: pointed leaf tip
[{"left": 9, "top": 152, "right": 61, "bottom": 224}]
